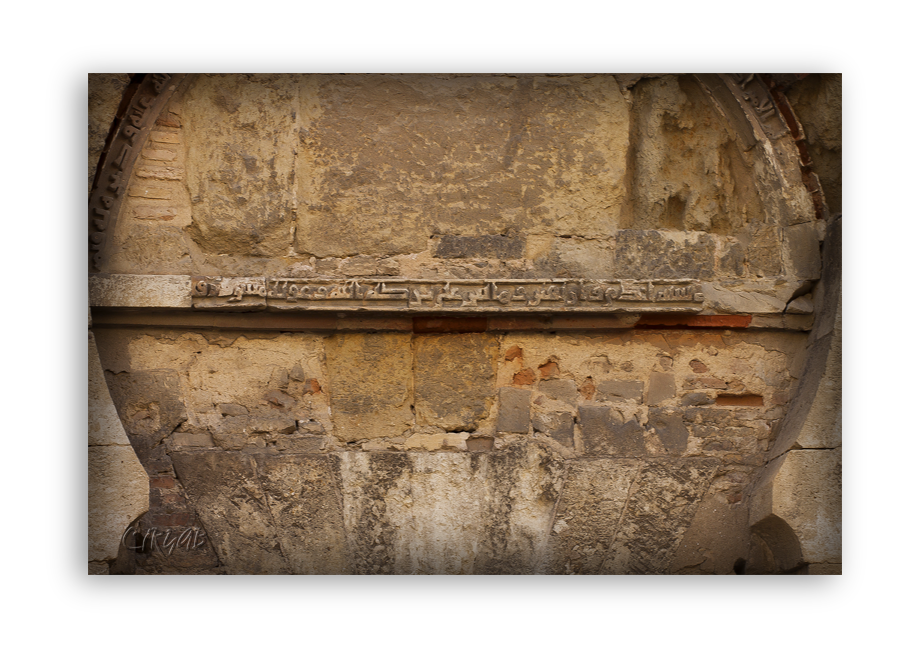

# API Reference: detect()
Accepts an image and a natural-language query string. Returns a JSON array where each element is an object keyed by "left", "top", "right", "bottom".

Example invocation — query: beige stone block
[
  {"left": 413, "top": 333, "right": 497, "bottom": 431},
  {"left": 404, "top": 432, "right": 468, "bottom": 452},
  {"left": 702, "top": 284, "right": 787, "bottom": 314},
  {"left": 89, "top": 274, "right": 192, "bottom": 308},
  {"left": 545, "top": 459, "right": 641, "bottom": 574},
  {"left": 133, "top": 206, "right": 177, "bottom": 220},
  {"left": 135, "top": 166, "right": 184, "bottom": 180},
  {"left": 150, "top": 131, "right": 180, "bottom": 144},
  {"left": 325, "top": 333, "right": 413, "bottom": 441},
  {"left": 772, "top": 448, "right": 842, "bottom": 564},
  {"left": 88, "top": 445, "right": 150, "bottom": 562},
  {"left": 88, "top": 332, "right": 130, "bottom": 447},
  {"left": 129, "top": 185, "right": 172, "bottom": 200},
  {"left": 338, "top": 440, "right": 564, "bottom": 574},
  {"left": 143, "top": 148, "right": 177, "bottom": 161}
]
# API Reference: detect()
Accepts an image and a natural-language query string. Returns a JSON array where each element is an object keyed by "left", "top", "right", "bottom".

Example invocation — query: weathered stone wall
[{"left": 88, "top": 73, "right": 840, "bottom": 574}]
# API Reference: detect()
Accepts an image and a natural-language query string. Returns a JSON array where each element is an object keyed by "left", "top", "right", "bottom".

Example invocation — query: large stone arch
[{"left": 89, "top": 74, "right": 841, "bottom": 571}]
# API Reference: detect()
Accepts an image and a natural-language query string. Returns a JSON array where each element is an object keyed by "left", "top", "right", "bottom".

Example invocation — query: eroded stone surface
[
  {"left": 326, "top": 333, "right": 413, "bottom": 441},
  {"left": 546, "top": 459, "right": 641, "bottom": 574},
  {"left": 413, "top": 334, "right": 496, "bottom": 431},
  {"left": 600, "top": 458, "right": 718, "bottom": 574},
  {"left": 89, "top": 445, "right": 150, "bottom": 562},
  {"left": 338, "top": 440, "right": 564, "bottom": 574}
]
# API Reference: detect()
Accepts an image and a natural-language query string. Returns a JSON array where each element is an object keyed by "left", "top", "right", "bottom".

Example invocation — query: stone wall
[{"left": 88, "top": 73, "right": 841, "bottom": 574}]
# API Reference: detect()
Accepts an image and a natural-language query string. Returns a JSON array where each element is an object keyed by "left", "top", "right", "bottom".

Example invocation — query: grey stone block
[
  {"left": 497, "top": 387, "right": 532, "bottom": 434},
  {"left": 647, "top": 409, "right": 689, "bottom": 454},
  {"left": 579, "top": 405, "right": 646, "bottom": 457},
  {"left": 614, "top": 230, "right": 715, "bottom": 280},
  {"left": 538, "top": 379, "right": 579, "bottom": 406},
  {"left": 596, "top": 380, "right": 644, "bottom": 402},
  {"left": 645, "top": 372, "right": 676, "bottom": 406},
  {"left": 435, "top": 235, "right": 524, "bottom": 259},
  {"left": 532, "top": 411, "right": 575, "bottom": 447}
]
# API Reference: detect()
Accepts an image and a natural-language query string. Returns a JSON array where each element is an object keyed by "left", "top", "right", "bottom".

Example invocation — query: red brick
[
  {"left": 636, "top": 314, "right": 752, "bottom": 328},
  {"left": 504, "top": 345, "right": 523, "bottom": 361},
  {"left": 538, "top": 360, "right": 559, "bottom": 378},
  {"left": 413, "top": 316, "right": 487, "bottom": 333},
  {"left": 488, "top": 316, "right": 548, "bottom": 331},
  {"left": 150, "top": 477, "right": 175, "bottom": 488},
  {"left": 512, "top": 368, "right": 535, "bottom": 386},
  {"left": 716, "top": 394, "right": 764, "bottom": 406}
]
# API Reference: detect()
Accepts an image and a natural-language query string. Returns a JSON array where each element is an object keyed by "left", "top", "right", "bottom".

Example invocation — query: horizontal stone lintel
[{"left": 88, "top": 275, "right": 810, "bottom": 329}]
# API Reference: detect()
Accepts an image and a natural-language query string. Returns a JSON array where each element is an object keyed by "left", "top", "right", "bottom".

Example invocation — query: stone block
[
  {"left": 89, "top": 274, "right": 193, "bottom": 309},
  {"left": 248, "top": 417, "right": 297, "bottom": 434},
  {"left": 546, "top": 459, "right": 641, "bottom": 574},
  {"left": 681, "top": 392, "right": 714, "bottom": 407},
  {"left": 595, "top": 380, "right": 643, "bottom": 402},
  {"left": 466, "top": 436, "right": 494, "bottom": 452},
  {"left": 133, "top": 206, "right": 177, "bottom": 220},
  {"left": 339, "top": 255, "right": 379, "bottom": 276},
  {"left": 614, "top": 230, "right": 716, "bottom": 280},
  {"left": 600, "top": 458, "right": 719, "bottom": 574},
  {"left": 89, "top": 333, "right": 130, "bottom": 447},
  {"left": 169, "top": 432, "right": 214, "bottom": 450},
  {"left": 129, "top": 185, "right": 172, "bottom": 199},
  {"left": 170, "top": 451, "right": 290, "bottom": 574},
  {"left": 273, "top": 435, "right": 327, "bottom": 453},
  {"left": 254, "top": 453, "right": 351, "bottom": 573},
  {"left": 645, "top": 372, "right": 676, "bottom": 405},
  {"left": 538, "top": 379, "right": 579, "bottom": 406},
  {"left": 702, "top": 284, "right": 787, "bottom": 314},
  {"left": 435, "top": 235, "right": 524, "bottom": 259},
  {"left": 219, "top": 403, "right": 248, "bottom": 416},
  {"left": 337, "top": 440, "right": 564, "bottom": 574},
  {"left": 772, "top": 448, "right": 841, "bottom": 564},
  {"left": 531, "top": 411, "right": 575, "bottom": 447},
  {"left": 104, "top": 369, "right": 187, "bottom": 464},
  {"left": 89, "top": 445, "right": 150, "bottom": 562},
  {"left": 496, "top": 387, "right": 531, "bottom": 434},
  {"left": 413, "top": 334, "right": 496, "bottom": 431},
  {"left": 325, "top": 333, "right": 413, "bottom": 441},
  {"left": 143, "top": 148, "right": 177, "bottom": 161},
  {"left": 579, "top": 405, "right": 645, "bottom": 457},
  {"left": 785, "top": 222, "right": 821, "bottom": 281},
  {"left": 404, "top": 433, "right": 468, "bottom": 451},
  {"left": 135, "top": 166, "right": 184, "bottom": 180},
  {"left": 150, "top": 131, "right": 180, "bottom": 144},
  {"left": 647, "top": 408, "right": 689, "bottom": 454}
]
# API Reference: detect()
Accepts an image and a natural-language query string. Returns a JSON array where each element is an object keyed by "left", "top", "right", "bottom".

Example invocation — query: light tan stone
[
  {"left": 88, "top": 445, "right": 150, "bottom": 562},
  {"left": 325, "top": 333, "right": 413, "bottom": 441},
  {"left": 143, "top": 148, "right": 177, "bottom": 162},
  {"left": 771, "top": 448, "right": 842, "bottom": 564},
  {"left": 702, "top": 284, "right": 787, "bottom": 314},
  {"left": 129, "top": 185, "right": 172, "bottom": 200},
  {"left": 413, "top": 334, "right": 497, "bottom": 432},
  {"left": 338, "top": 440, "right": 564, "bottom": 574},
  {"left": 89, "top": 274, "right": 192, "bottom": 309},
  {"left": 89, "top": 332, "right": 130, "bottom": 447},
  {"left": 404, "top": 432, "right": 468, "bottom": 452},
  {"left": 150, "top": 131, "right": 180, "bottom": 144}
]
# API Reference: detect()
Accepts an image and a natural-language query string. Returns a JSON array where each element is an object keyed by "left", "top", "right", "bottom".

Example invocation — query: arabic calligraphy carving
[{"left": 190, "top": 278, "right": 705, "bottom": 312}]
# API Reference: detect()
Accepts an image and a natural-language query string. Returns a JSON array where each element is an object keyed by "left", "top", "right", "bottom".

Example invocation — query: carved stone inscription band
[{"left": 190, "top": 278, "right": 705, "bottom": 313}]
